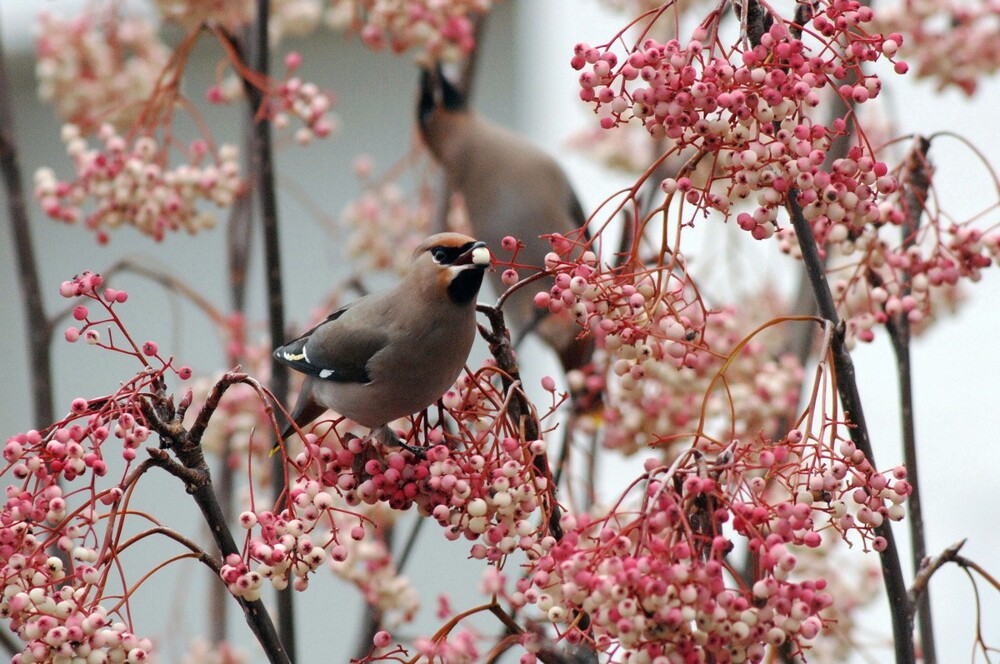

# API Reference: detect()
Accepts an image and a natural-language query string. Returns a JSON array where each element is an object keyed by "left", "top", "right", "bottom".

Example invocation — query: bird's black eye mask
[{"left": 431, "top": 242, "right": 477, "bottom": 265}]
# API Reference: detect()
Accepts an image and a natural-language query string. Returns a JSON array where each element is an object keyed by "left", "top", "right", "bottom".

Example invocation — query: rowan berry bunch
[
  {"left": 518, "top": 232, "right": 800, "bottom": 453},
  {"left": 328, "top": 0, "right": 496, "bottom": 63},
  {"left": 519, "top": 429, "right": 911, "bottom": 661},
  {"left": 270, "top": 57, "right": 338, "bottom": 145},
  {"left": 2, "top": 272, "right": 191, "bottom": 663},
  {"left": 35, "top": 11, "right": 169, "bottom": 133},
  {"left": 278, "top": 374, "right": 559, "bottom": 564},
  {"left": 871, "top": 0, "right": 1000, "bottom": 95},
  {"left": 34, "top": 124, "right": 242, "bottom": 243},
  {"left": 574, "top": 1, "right": 904, "bottom": 243},
  {"left": 777, "top": 138, "right": 1000, "bottom": 346},
  {"left": 206, "top": 49, "right": 338, "bottom": 145}
]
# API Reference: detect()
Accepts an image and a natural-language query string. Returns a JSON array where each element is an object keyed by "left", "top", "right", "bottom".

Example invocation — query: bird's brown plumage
[{"left": 418, "top": 68, "right": 593, "bottom": 371}]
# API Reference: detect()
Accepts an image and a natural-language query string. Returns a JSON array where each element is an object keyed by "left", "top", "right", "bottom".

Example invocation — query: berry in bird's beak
[{"left": 454, "top": 241, "right": 491, "bottom": 267}]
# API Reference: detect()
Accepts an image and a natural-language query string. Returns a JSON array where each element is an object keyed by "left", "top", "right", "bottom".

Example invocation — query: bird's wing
[{"left": 273, "top": 305, "right": 389, "bottom": 384}]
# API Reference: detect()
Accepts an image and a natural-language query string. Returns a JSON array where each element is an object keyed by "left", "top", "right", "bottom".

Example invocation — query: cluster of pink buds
[
  {"left": 526, "top": 236, "right": 803, "bottom": 453},
  {"left": 234, "top": 470, "right": 420, "bottom": 621},
  {"left": 601, "top": 302, "right": 804, "bottom": 455},
  {"left": 2, "top": 582, "right": 153, "bottom": 664},
  {"left": 777, "top": 141, "right": 1000, "bottom": 346},
  {"left": 327, "top": 0, "right": 495, "bottom": 63},
  {"left": 260, "top": 364, "right": 562, "bottom": 569},
  {"left": 300, "top": 434, "right": 554, "bottom": 562},
  {"left": 35, "top": 125, "right": 242, "bottom": 243},
  {"left": 35, "top": 11, "right": 169, "bottom": 132},
  {"left": 229, "top": 480, "right": 336, "bottom": 596},
  {"left": 576, "top": 3, "right": 903, "bottom": 138}
]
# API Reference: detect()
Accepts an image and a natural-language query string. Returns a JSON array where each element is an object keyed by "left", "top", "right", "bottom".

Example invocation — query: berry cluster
[
  {"left": 35, "top": 11, "right": 169, "bottom": 133},
  {"left": 293, "top": 427, "right": 554, "bottom": 563},
  {"left": 576, "top": 9, "right": 903, "bottom": 239},
  {"left": 34, "top": 125, "right": 242, "bottom": 243},
  {"left": 519, "top": 433, "right": 910, "bottom": 660},
  {"left": 230, "top": 365, "right": 560, "bottom": 621},
  {"left": 2, "top": 273, "right": 191, "bottom": 663},
  {"left": 328, "top": 0, "right": 495, "bottom": 63},
  {"left": 209, "top": 53, "right": 338, "bottom": 146},
  {"left": 223, "top": 430, "right": 423, "bottom": 622},
  {"left": 340, "top": 158, "right": 435, "bottom": 273},
  {"left": 271, "top": 73, "right": 338, "bottom": 145},
  {"left": 527, "top": 237, "right": 802, "bottom": 453},
  {"left": 777, "top": 140, "right": 1000, "bottom": 347},
  {"left": 871, "top": 0, "right": 1000, "bottom": 95}
]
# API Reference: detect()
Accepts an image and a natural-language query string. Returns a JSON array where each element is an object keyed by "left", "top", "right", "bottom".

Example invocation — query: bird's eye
[{"left": 432, "top": 248, "right": 448, "bottom": 263}]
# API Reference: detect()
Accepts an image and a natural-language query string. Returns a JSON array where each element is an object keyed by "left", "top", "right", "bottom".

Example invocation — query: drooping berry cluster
[
  {"left": 35, "top": 11, "right": 169, "bottom": 133},
  {"left": 329, "top": 0, "right": 496, "bottom": 63},
  {"left": 518, "top": 433, "right": 910, "bottom": 661},
  {"left": 871, "top": 0, "right": 1000, "bottom": 95},
  {"left": 34, "top": 125, "right": 242, "bottom": 243},
  {"left": 520, "top": 235, "right": 802, "bottom": 453},
  {"left": 208, "top": 52, "right": 338, "bottom": 146},
  {"left": 777, "top": 139, "right": 1000, "bottom": 347},
  {"left": 292, "top": 426, "right": 555, "bottom": 563},
  {"left": 575, "top": 8, "right": 904, "bottom": 240},
  {"left": 2, "top": 272, "right": 192, "bottom": 663}
]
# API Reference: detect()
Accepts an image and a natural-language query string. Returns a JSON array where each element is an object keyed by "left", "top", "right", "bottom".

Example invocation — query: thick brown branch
[
  {"left": 140, "top": 378, "right": 289, "bottom": 664},
  {"left": 786, "top": 192, "right": 914, "bottom": 664}
]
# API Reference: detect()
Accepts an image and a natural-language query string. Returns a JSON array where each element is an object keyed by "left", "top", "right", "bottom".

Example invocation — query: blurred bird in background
[{"left": 417, "top": 66, "right": 594, "bottom": 373}]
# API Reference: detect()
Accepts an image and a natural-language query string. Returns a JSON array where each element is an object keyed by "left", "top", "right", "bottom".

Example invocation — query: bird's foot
[{"left": 372, "top": 425, "right": 426, "bottom": 459}]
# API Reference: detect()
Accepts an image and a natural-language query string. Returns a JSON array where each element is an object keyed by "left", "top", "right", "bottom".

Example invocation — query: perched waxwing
[
  {"left": 418, "top": 67, "right": 593, "bottom": 371},
  {"left": 274, "top": 232, "right": 491, "bottom": 447}
]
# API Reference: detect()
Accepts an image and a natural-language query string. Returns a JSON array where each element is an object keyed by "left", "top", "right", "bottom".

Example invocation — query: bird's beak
[{"left": 453, "top": 241, "right": 491, "bottom": 267}]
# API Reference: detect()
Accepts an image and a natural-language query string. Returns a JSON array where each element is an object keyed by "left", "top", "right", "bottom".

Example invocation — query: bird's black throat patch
[{"left": 448, "top": 268, "right": 485, "bottom": 306}]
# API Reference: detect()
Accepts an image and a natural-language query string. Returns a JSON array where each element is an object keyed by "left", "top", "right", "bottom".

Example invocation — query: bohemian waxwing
[
  {"left": 273, "top": 232, "right": 491, "bottom": 446},
  {"left": 417, "top": 67, "right": 594, "bottom": 371}
]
